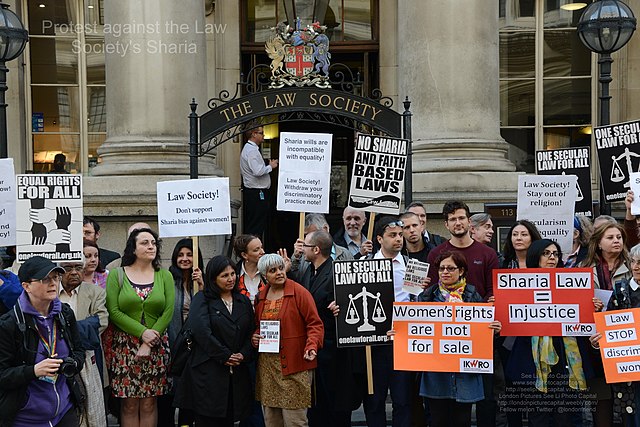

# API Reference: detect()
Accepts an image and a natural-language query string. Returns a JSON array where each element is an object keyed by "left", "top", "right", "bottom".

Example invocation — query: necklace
[{"left": 222, "top": 297, "right": 233, "bottom": 313}]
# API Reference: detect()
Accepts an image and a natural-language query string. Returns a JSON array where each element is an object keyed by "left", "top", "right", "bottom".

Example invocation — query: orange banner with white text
[{"left": 594, "top": 308, "right": 640, "bottom": 383}]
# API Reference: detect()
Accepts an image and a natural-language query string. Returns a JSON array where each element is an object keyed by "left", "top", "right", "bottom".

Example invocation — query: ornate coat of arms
[{"left": 265, "top": 18, "right": 331, "bottom": 89}]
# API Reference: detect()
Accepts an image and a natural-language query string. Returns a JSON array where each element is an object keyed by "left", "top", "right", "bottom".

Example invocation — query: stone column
[
  {"left": 398, "top": 1, "right": 520, "bottom": 209},
  {"left": 92, "top": 0, "right": 220, "bottom": 176}
]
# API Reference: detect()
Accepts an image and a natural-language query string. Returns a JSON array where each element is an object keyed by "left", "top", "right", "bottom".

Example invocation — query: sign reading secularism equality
[{"left": 594, "top": 308, "right": 640, "bottom": 383}]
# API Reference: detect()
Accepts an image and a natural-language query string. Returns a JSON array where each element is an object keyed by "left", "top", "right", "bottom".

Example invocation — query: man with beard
[{"left": 333, "top": 207, "right": 373, "bottom": 259}]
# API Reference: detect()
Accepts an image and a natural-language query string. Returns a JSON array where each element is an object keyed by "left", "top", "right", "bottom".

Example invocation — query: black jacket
[
  {"left": 173, "top": 291, "right": 255, "bottom": 420},
  {"left": 0, "top": 302, "right": 85, "bottom": 427}
]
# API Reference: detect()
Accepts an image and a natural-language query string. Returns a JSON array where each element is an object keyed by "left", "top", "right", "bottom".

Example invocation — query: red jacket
[{"left": 254, "top": 279, "right": 324, "bottom": 376}]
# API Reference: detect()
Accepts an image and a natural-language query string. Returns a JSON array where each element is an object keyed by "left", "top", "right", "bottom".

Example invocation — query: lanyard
[{"left": 36, "top": 321, "right": 57, "bottom": 357}]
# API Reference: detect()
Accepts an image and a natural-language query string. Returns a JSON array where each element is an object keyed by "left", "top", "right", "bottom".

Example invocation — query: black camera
[{"left": 58, "top": 357, "right": 78, "bottom": 378}]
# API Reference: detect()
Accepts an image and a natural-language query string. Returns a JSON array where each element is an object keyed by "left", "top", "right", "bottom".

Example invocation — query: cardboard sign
[
  {"left": 348, "top": 134, "right": 408, "bottom": 215},
  {"left": 259, "top": 320, "right": 280, "bottom": 353},
  {"left": 493, "top": 268, "right": 595, "bottom": 336},
  {"left": 630, "top": 172, "right": 640, "bottom": 215},
  {"left": 392, "top": 302, "right": 495, "bottom": 373},
  {"left": 594, "top": 120, "right": 640, "bottom": 202},
  {"left": 536, "top": 147, "right": 592, "bottom": 217},
  {"left": 15, "top": 174, "right": 83, "bottom": 262},
  {"left": 277, "top": 132, "right": 332, "bottom": 213},
  {"left": 334, "top": 259, "right": 395, "bottom": 347},
  {"left": 517, "top": 175, "right": 576, "bottom": 255},
  {"left": 403, "top": 258, "right": 430, "bottom": 296},
  {"left": 0, "top": 159, "right": 16, "bottom": 246},
  {"left": 594, "top": 309, "right": 640, "bottom": 383},
  {"left": 156, "top": 177, "right": 231, "bottom": 238}
]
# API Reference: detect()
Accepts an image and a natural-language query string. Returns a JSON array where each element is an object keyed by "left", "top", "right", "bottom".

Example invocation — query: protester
[
  {"left": 83, "top": 239, "right": 108, "bottom": 289},
  {"left": 174, "top": 255, "right": 254, "bottom": 426},
  {"left": 0, "top": 256, "right": 85, "bottom": 427},
  {"left": 400, "top": 211, "right": 435, "bottom": 262},
  {"left": 234, "top": 234, "right": 266, "bottom": 304},
  {"left": 624, "top": 190, "right": 640, "bottom": 249},
  {"left": 105, "top": 228, "right": 174, "bottom": 427},
  {"left": 501, "top": 220, "right": 542, "bottom": 269},
  {"left": 470, "top": 213, "right": 494, "bottom": 245},
  {"left": 0, "top": 269, "right": 21, "bottom": 314},
  {"left": 83, "top": 217, "right": 121, "bottom": 267},
  {"left": 564, "top": 215, "right": 593, "bottom": 268},
  {"left": 333, "top": 206, "right": 373, "bottom": 258},
  {"left": 252, "top": 253, "right": 323, "bottom": 426},
  {"left": 406, "top": 201, "right": 446, "bottom": 246},
  {"left": 580, "top": 222, "right": 630, "bottom": 290},
  {"left": 418, "top": 251, "right": 501, "bottom": 427}
]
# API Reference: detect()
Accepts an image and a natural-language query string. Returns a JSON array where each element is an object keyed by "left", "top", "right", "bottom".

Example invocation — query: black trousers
[
  {"left": 427, "top": 398, "right": 472, "bottom": 427},
  {"left": 242, "top": 188, "right": 269, "bottom": 239}
]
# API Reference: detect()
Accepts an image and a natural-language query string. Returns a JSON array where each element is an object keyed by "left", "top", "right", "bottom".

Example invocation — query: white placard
[
  {"left": 259, "top": 320, "right": 280, "bottom": 353},
  {"left": 277, "top": 132, "right": 332, "bottom": 213},
  {"left": 595, "top": 289, "right": 613, "bottom": 311},
  {"left": 156, "top": 177, "right": 231, "bottom": 238},
  {"left": 517, "top": 175, "right": 576, "bottom": 255},
  {"left": 0, "top": 159, "right": 16, "bottom": 246},
  {"left": 403, "top": 258, "right": 430, "bottom": 296},
  {"left": 630, "top": 172, "right": 640, "bottom": 215},
  {"left": 16, "top": 174, "right": 83, "bottom": 262}
]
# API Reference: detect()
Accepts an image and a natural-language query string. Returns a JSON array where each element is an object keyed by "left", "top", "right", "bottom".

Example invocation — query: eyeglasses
[
  {"left": 542, "top": 250, "right": 559, "bottom": 258},
  {"left": 63, "top": 265, "right": 84, "bottom": 272},
  {"left": 30, "top": 275, "right": 62, "bottom": 286},
  {"left": 384, "top": 220, "right": 404, "bottom": 230},
  {"left": 302, "top": 244, "right": 316, "bottom": 248},
  {"left": 438, "top": 266, "right": 459, "bottom": 273}
]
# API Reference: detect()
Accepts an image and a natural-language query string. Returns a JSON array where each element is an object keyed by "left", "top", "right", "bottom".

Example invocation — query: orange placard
[
  {"left": 594, "top": 308, "right": 640, "bottom": 383},
  {"left": 392, "top": 302, "right": 495, "bottom": 373}
]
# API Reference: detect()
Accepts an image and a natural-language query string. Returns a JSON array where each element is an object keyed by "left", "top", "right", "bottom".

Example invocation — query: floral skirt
[
  {"left": 255, "top": 353, "right": 311, "bottom": 409},
  {"left": 109, "top": 328, "right": 171, "bottom": 398}
]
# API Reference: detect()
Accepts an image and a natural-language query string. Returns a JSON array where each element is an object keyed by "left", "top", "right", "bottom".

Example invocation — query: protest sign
[
  {"left": 403, "top": 258, "right": 429, "bottom": 296},
  {"left": 517, "top": 174, "right": 576, "bottom": 254},
  {"left": 630, "top": 172, "right": 640, "bottom": 215},
  {"left": 392, "top": 302, "right": 495, "bottom": 373},
  {"left": 493, "top": 268, "right": 595, "bottom": 336},
  {"left": 594, "top": 309, "right": 640, "bottom": 383},
  {"left": 595, "top": 289, "right": 613, "bottom": 311},
  {"left": 16, "top": 174, "right": 83, "bottom": 262},
  {"left": 277, "top": 132, "right": 333, "bottom": 213},
  {"left": 594, "top": 120, "right": 640, "bottom": 202},
  {"left": 258, "top": 320, "right": 280, "bottom": 353},
  {"left": 157, "top": 177, "right": 231, "bottom": 238},
  {"left": 334, "top": 259, "right": 395, "bottom": 348},
  {"left": 536, "top": 147, "right": 592, "bottom": 217},
  {"left": 0, "top": 159, "right": 16, "bottom": 246},
  {"left": 348, "top": 134, "right": 408, "bottom": 215}
]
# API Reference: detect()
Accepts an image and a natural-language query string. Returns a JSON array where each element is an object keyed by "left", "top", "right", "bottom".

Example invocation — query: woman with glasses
[
  {"left": 0, "top": 256, "right": 85, "bottom": 427},
  {"left": 417, "top": 251, "right": 501, "bottom": 427},
  {"left": 105, "top": 228, "right": 175, "bottom": 427}
]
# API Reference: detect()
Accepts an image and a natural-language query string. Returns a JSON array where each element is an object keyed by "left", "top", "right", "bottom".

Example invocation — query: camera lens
[{"left": 58, "top": 357, "right": 77, "bottom": 378}]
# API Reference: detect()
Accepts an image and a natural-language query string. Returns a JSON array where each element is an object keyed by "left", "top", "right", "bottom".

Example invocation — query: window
[
  {"left": 26, "top": 0, "right": 106, "bottom": 173},
  {"left": 499, "top": 0, "right": 593, "bottom": 173}
]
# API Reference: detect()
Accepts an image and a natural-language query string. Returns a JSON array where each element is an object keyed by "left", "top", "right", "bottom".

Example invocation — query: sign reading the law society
[
  {"left": 536, "top": 147, "right": 592, "bottom": 217},
  {"left": 157, "top": 177, "right": 231, "bottom": 238},
  {"left": 16, "top": 174, "right": 83, "bottom": 262},
  {"left": 517, "top": 174, "right": 576, "bottom": 255},
  {"left": 334, "top": 259, "right": 395, "bottom": 348},
  {"left": 0, "top": 159, "right": 16, "bottom": 246},
  {"left": 348, "top": 134, "right": 408, "bottom": 215},
  {"left": 594, "top": 120, "right": 640, "bottom": 202},
  {"left": 594, "top": 308, "right": 640, "bottom": 383},
  {"left": 493, "top": 268, "right": 595, "bottom": 336},
  {"left": 277, "top": 132, "right": 332, "bottom": 213}
]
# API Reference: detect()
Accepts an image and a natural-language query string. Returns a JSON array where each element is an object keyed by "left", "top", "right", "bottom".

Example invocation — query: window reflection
[
  {"left": 543, "top": 78, "right": 591, "bottom": 125},
  {"left": 543, "top": 30, "right": 591, "bottom": 76},
  {"left": 502, "top": 128, "right": 536, "bottom": 173}
]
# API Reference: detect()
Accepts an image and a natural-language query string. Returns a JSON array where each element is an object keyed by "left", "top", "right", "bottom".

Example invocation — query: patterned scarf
[
  {"left": 531, "top": 336, "right": 587, "bottom": 393},
  {"left": 438, "top": 277, "right": 466, "bottom": 302}
]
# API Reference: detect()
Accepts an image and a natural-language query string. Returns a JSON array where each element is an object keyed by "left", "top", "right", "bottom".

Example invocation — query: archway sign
[{"left": 188, "top": 20, "right": 413, "bottom": 200}]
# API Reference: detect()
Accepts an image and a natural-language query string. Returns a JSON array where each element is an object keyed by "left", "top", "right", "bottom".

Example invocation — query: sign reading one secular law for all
[
  {"left": 0, "top": 159, "right": 16, "bottom": 246},
  {"left": 594, "top": 309, "right": 640, "bottom": 383},
  {"left": 493, "top": 268, "right": 595, "bottom": 336},
  {"left": 348, "top": 134, "right": 408, "bottom": 215},
  {"left": 157, "top": 178, "right": 232, "bottom": 238},
  {"left": 594, "top": 120, "right": 640, "bottom": 202},
  {"left": 392, "top": 302, "right": 495, "bottom": 373},
  {"left": 334, "top": 259, "right": 395, "bottom": 348},
  {"left": 16, "top": 174, "right": 83, "bottom": 262},
  {"left": 277, "top": 132, "right": 332, "bottom": 213}
]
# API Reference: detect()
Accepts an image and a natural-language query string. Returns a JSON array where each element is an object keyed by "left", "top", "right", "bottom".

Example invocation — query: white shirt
[
  {"left": 374, "top": 250, "right": 409, "bottom": 302},
  {"left": 240, "top": 141, "right": 272, "bottom": 189},
  {"left": 58, "top": 284, "right": 78, "bottom": 313},
  {"left": 241, "top": 263, "right": 261, "bottom": 303}
]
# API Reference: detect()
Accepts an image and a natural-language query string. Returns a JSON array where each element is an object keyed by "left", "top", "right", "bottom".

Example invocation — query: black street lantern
[{"left": 0, "top": 2, "right": 28, "bottom": 159}]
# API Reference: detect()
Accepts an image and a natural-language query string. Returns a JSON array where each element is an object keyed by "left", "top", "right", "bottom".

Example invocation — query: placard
[
  {"left": 0, "top": 159, "right": 16, "bottom": 246},
  {"left": 156, "top": 177, "right": 231, "bottom": 238},
  {"left": 493, "top": 268, "right": 595, "bottom": 336},
  {"left": 334, "top": 259, "right": 395, "bottom": 347},
  {"left": 277, "top": 132, "right": 333, "bottom": 213},
  {"left": 630, "top": 172, "right": 640, "bottom": 215},
  {"left": 348, "top": 134, "right": 408, "bottom": 215},
  {"left": 594, "top": 120, "right": 640, "bottom": 202},
  {"left": 517, "top": 175, "right": 576, "bottom": 255},
  {"left": 392, "top": 302, "right": 495, "bottom": 373},
  {"left": 402, "top": 258, "right": 430, "bottom": 296},
  {"left": 16, "top": 174, "right": 83, "bottom": 262},
  {"left": 259, "top": 320, "right": 280, "bottom": 353},
  {"left": 536, "top": 147, "right": 592, "bottom": 217},
  {"left": 594, "top": 309, "right": 640, "bottom": 383}
]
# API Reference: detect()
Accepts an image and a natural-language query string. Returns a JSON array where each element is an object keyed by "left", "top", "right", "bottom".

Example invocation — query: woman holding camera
[{"left": 0, "top": 256, "right": 85, "bottom": 427}]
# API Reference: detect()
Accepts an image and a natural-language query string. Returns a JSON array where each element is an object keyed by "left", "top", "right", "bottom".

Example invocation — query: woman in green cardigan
[{"left": 106, "top": 228, "right": 175, "bottom": 427}]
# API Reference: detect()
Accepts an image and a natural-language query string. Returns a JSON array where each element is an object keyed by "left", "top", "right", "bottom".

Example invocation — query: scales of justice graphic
[
  {"left": 611, "top": 147, "right": 640, "bottom": 188},
  {"left": 561, "top": 171, "right": 584, "bottom": 202},
  {"left": 345, "top": 286, "right": 387, "bottom": 332}
]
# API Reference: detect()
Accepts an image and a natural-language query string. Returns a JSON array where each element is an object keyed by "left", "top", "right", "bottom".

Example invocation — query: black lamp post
[
  {"left": 577, "top": 0, "right": 636, "bottom": 214},
  {"left": 0, "top": 2, "right": 28, "bottom": 159}
]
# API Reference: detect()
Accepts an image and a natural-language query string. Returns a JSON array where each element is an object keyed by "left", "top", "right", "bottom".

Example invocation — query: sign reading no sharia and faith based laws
[
  {"left": 348, "top": 134, "right": 408, "bottom": 215},
  {"left": 493, "top": 268, "right": 595, "bottom": 337},
  {"left": 594, "top": 309, "right": 640, "bottom": 383},
  {"left": 392, "top": 302, "right": 495, "bottom": 373}
]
